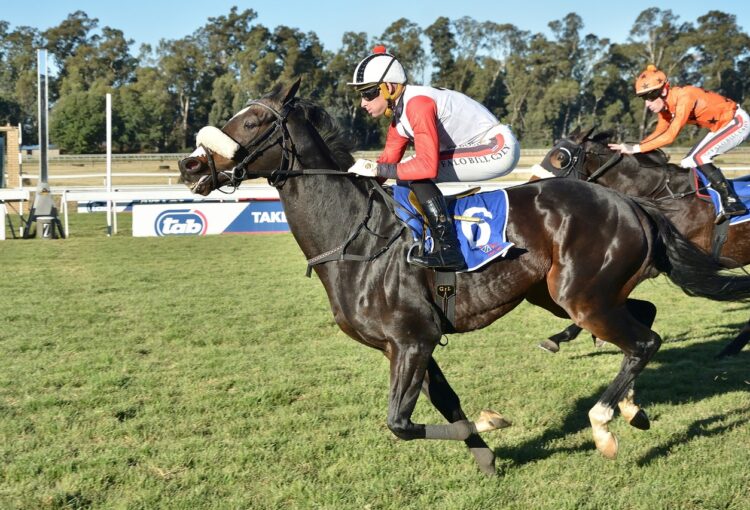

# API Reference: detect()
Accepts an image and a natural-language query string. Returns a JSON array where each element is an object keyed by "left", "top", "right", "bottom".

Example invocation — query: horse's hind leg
[
  {"left": 539, "top": 323, "right": 584, "bottom": 353},
  {"left": 421, "top": 356, "right": 502, "bottom": 476},
  {"left": 577, "top": 306, "right": 662, "bottom": 459},
  {"left": 616, "top": 300, "right": 658, "bottom": 430},
  {"left": 716, "top": 316, "right": 750, "bottom": 357}
]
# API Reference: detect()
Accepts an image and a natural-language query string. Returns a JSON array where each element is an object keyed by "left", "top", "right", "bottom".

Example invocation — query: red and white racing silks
[{"left": 377, "top": 85, "right": 520, "bottom": 182}]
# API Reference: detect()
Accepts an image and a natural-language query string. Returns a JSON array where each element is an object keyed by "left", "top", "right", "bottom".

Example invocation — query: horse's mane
[{"left": 293, "top": 98, "right": 355, "bottom": 170}]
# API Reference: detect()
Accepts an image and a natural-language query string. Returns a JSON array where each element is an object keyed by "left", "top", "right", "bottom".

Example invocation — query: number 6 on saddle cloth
[{"left": 391, "top": 184, "right": 515, "bottom": 272}]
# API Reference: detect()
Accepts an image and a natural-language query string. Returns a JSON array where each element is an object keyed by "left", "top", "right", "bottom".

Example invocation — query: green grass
[{"left": 1, "top": 213, "right": 749, "bottom": 509}]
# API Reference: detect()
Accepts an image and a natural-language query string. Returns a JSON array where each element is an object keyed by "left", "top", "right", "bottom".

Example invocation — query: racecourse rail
[{"left": 4, "top": 148, "right": 750, "bottom": 237}]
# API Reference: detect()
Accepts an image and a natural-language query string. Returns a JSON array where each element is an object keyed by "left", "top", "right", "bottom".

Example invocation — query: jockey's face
[
  {"left": 360, "top": 84, "right": 389, "bottom": 117},
  {"left": 645, "top": 96, "right": 666, "bottom": 113},
  {"left": 642, "top": 88, "right": 667, "bottom": 113}
]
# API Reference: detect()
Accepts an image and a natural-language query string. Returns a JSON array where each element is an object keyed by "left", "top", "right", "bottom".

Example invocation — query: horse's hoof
[
  {"left": 538, "top": 339, "right": 560, "bottom": 354},
  {"left": 628, "top": 409, "right": 650, "bottom": 430},
  {"left": 476, "top": 409, "right": 512, "bottom": 432},
  {"left": 472, "top": 449, "right": 497, "bottom": 477},
  {"left": 594, "top": 431, "right": 619, "bottom": 459}
]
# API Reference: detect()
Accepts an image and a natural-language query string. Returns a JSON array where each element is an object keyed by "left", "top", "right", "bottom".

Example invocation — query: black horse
[
  {"left": 178, "top": 80, "right": 750, "bottom": 475},
  {"left": 535, "top": 127, "right": 750, "bottom": 357}
]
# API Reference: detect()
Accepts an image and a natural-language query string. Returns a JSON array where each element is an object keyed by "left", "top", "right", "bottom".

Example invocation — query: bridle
[
  {"left": 553, "top": 140, "right": 703, "bottom": 202},
  {"left": 201, "top": 99, "right": 298, "bottom": 192},
  {"left": 553, "top": 140, "right": 622, "bottom": 183}
]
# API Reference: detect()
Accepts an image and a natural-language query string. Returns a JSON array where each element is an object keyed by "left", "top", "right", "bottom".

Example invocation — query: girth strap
[
  {"left": 712, "top": 220, "right": 729, "bottom": 262},
  {"left": 436, "top": 270, "right": 457, "bottom": 332}
]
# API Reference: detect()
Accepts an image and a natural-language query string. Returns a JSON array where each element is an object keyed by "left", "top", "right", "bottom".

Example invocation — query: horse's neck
[
  {"left": 601, "top": 158, "right": 692, "bottom": 197},
  {"left": 278, "top": 174, "right": 375, "bottom": 260}
]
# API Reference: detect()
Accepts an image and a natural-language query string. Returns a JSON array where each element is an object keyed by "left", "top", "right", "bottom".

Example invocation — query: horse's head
[
  {"left": 535, "top": 127, "right": 636, "bottom": 183},
  {"left": 178, "top": 79, "right": 304, "bottom": 195}
]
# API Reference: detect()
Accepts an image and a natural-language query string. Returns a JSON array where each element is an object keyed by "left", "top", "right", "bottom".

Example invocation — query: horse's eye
[
  {"left": 552, "top": 150, "right": 571, "bottom": 169},
  {"left": 244, "top": 120, "right": 257, "bottom": 130}
]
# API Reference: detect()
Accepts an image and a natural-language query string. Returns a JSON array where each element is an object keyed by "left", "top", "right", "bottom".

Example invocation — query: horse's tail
[{"left": 636, "top": 198, "right": 750, "bottom": 301}]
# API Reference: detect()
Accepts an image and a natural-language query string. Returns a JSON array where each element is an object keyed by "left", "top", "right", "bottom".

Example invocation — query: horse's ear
[
  {"left": 570, "top": 126, "right": 595, "bottom": 144},
  {"left": 280, "top": 78, "right": 302, "bottom": 106},
  {"left": 580, "top": 126, "right": 596, "bottom": 142}
]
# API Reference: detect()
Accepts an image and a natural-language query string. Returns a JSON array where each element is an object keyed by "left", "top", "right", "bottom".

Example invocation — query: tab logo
[{"left": 155, "top": 209, "right": 208, "bottom": 236}]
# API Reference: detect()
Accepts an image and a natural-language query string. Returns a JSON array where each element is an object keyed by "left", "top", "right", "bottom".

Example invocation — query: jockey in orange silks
[{"left": 609, "top": 64, "right": 749, "bottom": 223}]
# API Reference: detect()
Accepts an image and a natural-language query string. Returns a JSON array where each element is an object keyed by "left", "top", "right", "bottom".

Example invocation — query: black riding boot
[
  {"left": 699, "top": 163, "right": 748, "bottom": 224},
  {"left": 409, "top": 180, "right": 466, "bottom": 271}
]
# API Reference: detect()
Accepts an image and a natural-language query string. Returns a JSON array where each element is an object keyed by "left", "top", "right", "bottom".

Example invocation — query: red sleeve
[
  {"left": 377, "top": 124, "right": 409, "bottom": 164},
  {"left": 395, "top": 95, "right": 440, "bottom": 180}
]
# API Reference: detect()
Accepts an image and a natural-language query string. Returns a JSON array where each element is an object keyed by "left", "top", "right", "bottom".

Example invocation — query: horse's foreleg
[
  {"left": 421, "top": 356, "right": 507, "bottom": 475},
  {"left": 385, "top": 344, "right": 510, "bottom": 444}
]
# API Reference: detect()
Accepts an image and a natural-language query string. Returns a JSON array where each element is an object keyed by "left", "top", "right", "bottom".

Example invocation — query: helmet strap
[{"left": 381, "top": 83, "right": 405, "bottom": 118}]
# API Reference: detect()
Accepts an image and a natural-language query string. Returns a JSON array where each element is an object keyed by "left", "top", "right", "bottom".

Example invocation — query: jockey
[
  {"left": 609, "top": 64, "right": 749, "bottom": 223},
  {"left": 346, "top": 45, "right": 520, "bottom": 270}
]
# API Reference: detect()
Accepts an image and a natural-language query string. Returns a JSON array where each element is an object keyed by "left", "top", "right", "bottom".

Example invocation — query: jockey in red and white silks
[
  {"left": 346, "top": 45, "right": 520, "bottom": 270},
  {"left": 376, "top": 85, "right": 520, "bottom": 183}
]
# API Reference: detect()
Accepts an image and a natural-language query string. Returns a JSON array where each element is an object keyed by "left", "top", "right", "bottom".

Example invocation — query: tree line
[{"left": 1, "top": 7, "right": 749, "bottom": 153}]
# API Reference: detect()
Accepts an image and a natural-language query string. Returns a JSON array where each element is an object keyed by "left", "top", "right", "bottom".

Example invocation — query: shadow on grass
[
  {"left": 635, "top": 407, "right": 750, "bottom": 467},
  {"left": 496, "top": 334, "right": 750, "bottom": 468}
]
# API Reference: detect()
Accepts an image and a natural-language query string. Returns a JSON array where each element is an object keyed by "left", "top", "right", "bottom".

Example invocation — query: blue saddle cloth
[
  {"left": 694, "top": 169, "right": 750, "bottom": 225},
  {"left": 391, "top": 185, "right": 514, "bottom": 272}
]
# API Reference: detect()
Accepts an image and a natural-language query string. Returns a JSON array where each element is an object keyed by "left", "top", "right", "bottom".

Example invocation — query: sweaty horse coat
[{"left": 177, "top": 80, "right": 750, "bottom": 475}]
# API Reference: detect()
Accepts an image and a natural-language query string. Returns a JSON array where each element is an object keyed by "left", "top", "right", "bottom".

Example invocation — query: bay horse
[
  {"left": 177, "top": 80, "right": 750, "bottom": 475},
  {"left": 535, "top": 127, "right": 750, "bottom": 357}
]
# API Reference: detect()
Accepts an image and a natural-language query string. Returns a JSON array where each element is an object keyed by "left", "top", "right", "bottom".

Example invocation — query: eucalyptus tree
[
  {"left": 0, "top": 21, "right": 41, "bottom": 142},
  {"left": 117, "top": 67, "right": 173, "bottom": 152},
  {"left": 157, "top": 37, "right": 209, "bottom": 150},
  {"left": 378, "top": 18, "right": 426, "bottom": 85},
  {"left": 424, "top": 17, "right": 455, "bottom": 85},
  {"left": 690, "top": 11, "right": 750, "bottom": 100},
  {"left": 324, "top": 31, "right": 375, "bottom": 148}
]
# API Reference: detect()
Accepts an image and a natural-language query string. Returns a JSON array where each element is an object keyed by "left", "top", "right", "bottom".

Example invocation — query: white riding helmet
[{"left": 347, "top": 45, "right": 407, "bottom": 88}]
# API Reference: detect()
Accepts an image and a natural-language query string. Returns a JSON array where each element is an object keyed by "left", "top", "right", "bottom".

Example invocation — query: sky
[{"left": 2, "top": 1, "right": 750, "bottom": 55}]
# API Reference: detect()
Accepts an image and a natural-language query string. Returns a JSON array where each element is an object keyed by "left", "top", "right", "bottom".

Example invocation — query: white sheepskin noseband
[{"left": 196, "top": 126, "right": 240, "bottom": 159}]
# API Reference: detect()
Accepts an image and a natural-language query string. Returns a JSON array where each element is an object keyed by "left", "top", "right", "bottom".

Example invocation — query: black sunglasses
[
  {"left": 639, "top": 88, "right": 663, "bottom": 101},
  {"left": 359, "top": 85, "right": 381, "bottom": 101}
]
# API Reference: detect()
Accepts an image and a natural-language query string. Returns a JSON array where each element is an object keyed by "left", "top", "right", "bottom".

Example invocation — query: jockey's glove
[
  {"left": 607, "top": 143, "right": 641, "bottom": 155},
  {"left": 347, "top": 159, "right": 379, "bottom": 177}
]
